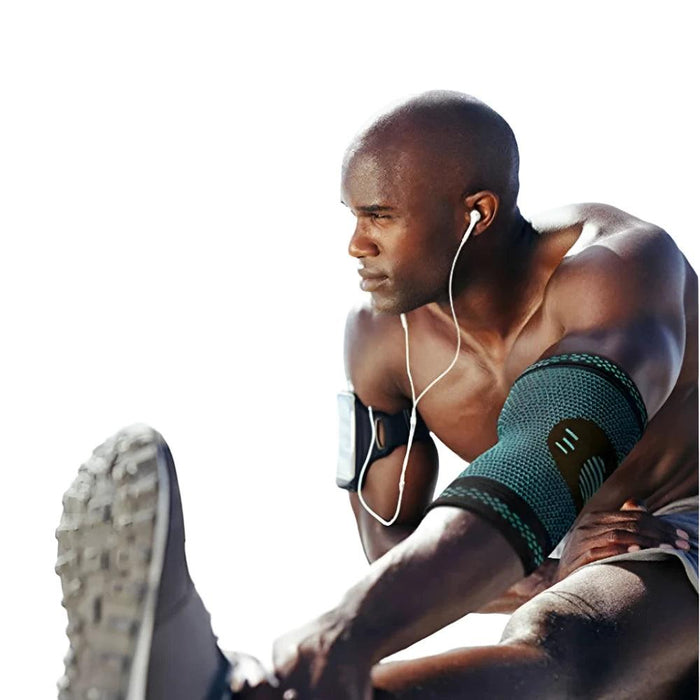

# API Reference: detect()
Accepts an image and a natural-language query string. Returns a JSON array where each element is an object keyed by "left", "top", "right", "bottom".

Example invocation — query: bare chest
[
  {"left": 396, "top": 302, "right": 697, "bottom": 510},
  {"left": 397, "top": 312, "right": 556, "bottom": 461}
]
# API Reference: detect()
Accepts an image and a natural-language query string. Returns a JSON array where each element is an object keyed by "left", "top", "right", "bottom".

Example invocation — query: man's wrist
[
  {"left": 331, "top": 575, "right": 392, "bottom": 666},
  {"left": 306, "top": 604, "right": 376, "bottom": 685}
]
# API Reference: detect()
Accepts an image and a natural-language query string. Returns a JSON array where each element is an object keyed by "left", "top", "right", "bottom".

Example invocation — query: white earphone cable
[{"left": 357, "top": 213, "right": 480, "bottom": 526}]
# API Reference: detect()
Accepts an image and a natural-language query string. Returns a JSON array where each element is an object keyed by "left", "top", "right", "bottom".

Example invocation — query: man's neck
[{"left": 437, "top": 214, "right": 546, "bottom": 350}]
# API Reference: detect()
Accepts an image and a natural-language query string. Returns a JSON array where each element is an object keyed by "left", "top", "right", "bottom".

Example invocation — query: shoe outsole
[{"left": 56, "top": 425, "right": 170, "bottom": 700}]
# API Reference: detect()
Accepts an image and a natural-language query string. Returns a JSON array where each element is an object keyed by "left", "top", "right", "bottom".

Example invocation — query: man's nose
[{"left": 348, "top": 223, "right": 378, "bottom": 259}]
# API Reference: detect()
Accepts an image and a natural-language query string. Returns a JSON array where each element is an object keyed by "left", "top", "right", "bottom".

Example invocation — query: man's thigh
[
  {"left": 373, "top": 558, "right": 697, "bottom": 699},
  {"left": 502, "top": 556, "right": 698, "bottom": 697}
]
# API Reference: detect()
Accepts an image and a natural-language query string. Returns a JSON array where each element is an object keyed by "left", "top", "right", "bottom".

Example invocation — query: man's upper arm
[
  {"left": 546, "top": 226, "right": 687, "bottom": 418},
  {"left": 428, "top": 227, "right": 688, "bottom": 574},
  {"left": 343, "top": 305, "right": 439, "bottom": 550}
]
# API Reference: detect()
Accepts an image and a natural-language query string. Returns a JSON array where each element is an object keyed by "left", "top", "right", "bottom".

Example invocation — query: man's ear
[{"left": 464, "top": 191, "right": 499, "bottom": 235}]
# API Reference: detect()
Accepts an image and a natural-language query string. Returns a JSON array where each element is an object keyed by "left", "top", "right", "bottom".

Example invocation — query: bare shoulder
[
  {"left": 344, "top": 302, "right": 408, "bottom": 411},
  {"left": 541, "top": 204, "right": 689, "bottom": 326},
  {"left": 532, "top": 202, "right": 656, "bottom": 238}
]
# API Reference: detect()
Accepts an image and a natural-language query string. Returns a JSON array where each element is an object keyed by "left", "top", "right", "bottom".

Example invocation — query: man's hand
[
  {"left": 553, "top": 499, "right": 691, "bottom": 583},
  {"left": 226, "top": 651, "right": 286, "bottom": 699},
  {"left": 271, "top": 611, "right": 372, "bottom": 700}
]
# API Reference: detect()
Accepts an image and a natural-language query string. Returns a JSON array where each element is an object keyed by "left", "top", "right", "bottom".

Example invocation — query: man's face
[{"left": 341, "top": 148, "right": 463, "bottom": 314}]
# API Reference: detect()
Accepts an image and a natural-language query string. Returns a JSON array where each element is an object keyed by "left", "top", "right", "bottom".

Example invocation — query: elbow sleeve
[{"left": 428, "top": 353, "right": 647, "bottom": 574}]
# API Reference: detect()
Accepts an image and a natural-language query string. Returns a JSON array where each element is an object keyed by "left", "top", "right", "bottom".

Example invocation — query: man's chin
[{"left": 369, "top": 292, "right": 425, "bottom": 316}]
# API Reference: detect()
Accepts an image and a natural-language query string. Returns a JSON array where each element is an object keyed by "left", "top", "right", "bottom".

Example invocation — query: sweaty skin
[{"left": 266, "top": 93, "right": 698, "bottom": 700}]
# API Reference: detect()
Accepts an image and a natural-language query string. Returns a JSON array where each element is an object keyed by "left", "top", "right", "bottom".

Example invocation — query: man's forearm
[{"left": 335, "top": 506, "right": 524, "bottom": 664}]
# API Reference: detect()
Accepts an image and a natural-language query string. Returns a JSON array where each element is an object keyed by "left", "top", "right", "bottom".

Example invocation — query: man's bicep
[
  {"left": 349, "top": 439, "right": 439, "bottom": 523},
  {"left": 349, "top": 439, "right": 440, "bottom": 562},
  {"left": 342, "top": 306, "right": 441, "bottom": 558},
  {"left": 340, "top": 305, "right": 418, "bottom": 488}
]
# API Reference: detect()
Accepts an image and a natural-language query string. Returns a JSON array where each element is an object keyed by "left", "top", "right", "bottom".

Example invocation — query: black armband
[{"left": 336, "top": 392, "right": 430, "bottom": 491}]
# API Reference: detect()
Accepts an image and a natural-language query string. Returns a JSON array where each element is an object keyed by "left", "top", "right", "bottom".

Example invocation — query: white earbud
[{"left": 460, "top": 210, "right": 481, "bottom": 244}]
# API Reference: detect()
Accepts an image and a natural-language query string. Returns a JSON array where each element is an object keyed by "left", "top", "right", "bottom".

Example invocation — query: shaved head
[
  {"left": 342, "top": 91, "right": 526, "bottom": 314},
  {"left": 344, "top": 90, "right": 520, "bottom": 216}
]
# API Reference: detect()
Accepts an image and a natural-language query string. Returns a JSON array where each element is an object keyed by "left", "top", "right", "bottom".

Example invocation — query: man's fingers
[
  {"left": 565, "top": 543, "right": 644, "bottom": 575},
  {"left": 558, "top": 501, "right": 693, "bottom": 583},
  {"left": 578, "top": 515, "right": 682, "bottom": 543},
  {"left": 227, "top": 651, "right": 279, "bottom": 693},
  {"left": 582, "top": 544, "right": 632, "bottom": 562},
  {"left": 564, "top": 534, "right": 692, "bottom": 577},
  {"left": 602, "top": 531, "right": 686, "bottom": 550},
  {"left": 560, "top": 545, "right": 626, "bottom": 579},
  {"left": 589, "top": 528, "right": 689, "bottom": 549}
]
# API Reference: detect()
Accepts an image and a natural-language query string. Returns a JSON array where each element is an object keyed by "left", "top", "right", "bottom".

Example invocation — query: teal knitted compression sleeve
[{"left": 427, "top": 353, "right": 648, "bottom": 574}]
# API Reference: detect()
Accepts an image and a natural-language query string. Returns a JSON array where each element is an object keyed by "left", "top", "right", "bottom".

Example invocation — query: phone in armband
[{"left": 336, "top": 391, "right": 358, "bottom": 490}]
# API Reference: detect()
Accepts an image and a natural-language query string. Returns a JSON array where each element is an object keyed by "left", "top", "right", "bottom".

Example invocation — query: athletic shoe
[{"left": 55, "top": 425, "right": 232, "bottom": 699}]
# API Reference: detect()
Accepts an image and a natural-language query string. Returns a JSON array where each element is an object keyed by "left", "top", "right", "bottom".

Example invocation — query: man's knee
[
  {"left": 499, "top": 561, "right": 698, "bottom": 696},
  {"left": 500, "top": 587, "right": 617, "bottom": 675}
]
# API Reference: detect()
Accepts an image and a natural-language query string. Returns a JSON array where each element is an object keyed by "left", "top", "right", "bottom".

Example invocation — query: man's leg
[
  {"left": 56, "top": 426, "right": 697, "bottom": 699},
  {"left": 371, "top": 558, "right": 698, "bottom": 699},
  {"left": 56, "top": 425, "right": 232, "bottom": 700}
]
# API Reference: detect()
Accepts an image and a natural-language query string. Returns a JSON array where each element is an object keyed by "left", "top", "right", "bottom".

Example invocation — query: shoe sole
[{"left": 56, "top": 425, "right": 170, "bottom": 700}]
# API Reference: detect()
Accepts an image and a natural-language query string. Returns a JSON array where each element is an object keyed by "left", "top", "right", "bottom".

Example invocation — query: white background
[{"left": 1, "top": 1, "right": 697, "bottom": 696}]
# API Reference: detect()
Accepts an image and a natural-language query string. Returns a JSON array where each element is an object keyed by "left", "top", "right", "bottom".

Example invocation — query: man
[{"left": 56, "top": 91, "right": 697, "bottom": 698}]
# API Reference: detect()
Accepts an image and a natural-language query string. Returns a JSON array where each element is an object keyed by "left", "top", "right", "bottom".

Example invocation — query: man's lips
[{"left": 358, "top": 268, "right": 388, "bottom": 292}]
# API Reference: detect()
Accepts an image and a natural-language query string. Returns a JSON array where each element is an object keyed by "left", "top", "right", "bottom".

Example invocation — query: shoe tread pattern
[{"left": 56, "top": 425, "right": 161, "bottom": 700}]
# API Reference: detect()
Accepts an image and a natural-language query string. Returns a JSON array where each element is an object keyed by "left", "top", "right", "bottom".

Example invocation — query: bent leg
[{"left": 372, "top": 558, "right": 698, "bottom": 699}]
